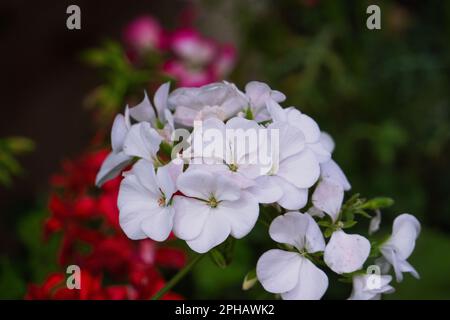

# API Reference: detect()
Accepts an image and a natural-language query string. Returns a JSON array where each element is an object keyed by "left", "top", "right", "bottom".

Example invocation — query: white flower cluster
[{"left": 96, "top": 81, "right": 421, "bottom": 300}]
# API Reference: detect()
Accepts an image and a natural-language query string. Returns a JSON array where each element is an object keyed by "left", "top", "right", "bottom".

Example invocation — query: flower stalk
[{"left": 151, "top": 254, "right": 204, "bottom": 300}]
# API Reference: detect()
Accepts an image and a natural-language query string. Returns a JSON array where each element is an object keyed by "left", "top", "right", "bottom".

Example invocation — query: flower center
[
  {"left": 158, "top": 196, "right": 166, "bottom": 207},
  {"left": 228, "top": 163, "right": 238, "bottom": 172},
  {"left": 207, "top": 195, "right": 219, "bottom": 208}
]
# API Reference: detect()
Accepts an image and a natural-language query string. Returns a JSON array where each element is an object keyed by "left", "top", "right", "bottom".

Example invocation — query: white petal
[
  {"left": 271, "top": 90, "right": 286, "bottom": 103},
  {"left": 130, "top": 159, "right": 159, "bottom": 194},
  {"left": 256, "top": 249, "right": 302, "bottom": 293},
  {"left": 245, "top": 81, "right": 271, "bottom": 108},
  {"left": 312, "top": 178, "right": 344, "bottom": 222},
  {"left": 95, "top": 151, "right": 132, "bottom": 187},
  {"left": 266, "top": 100, "right": 287, "bottom": 122},
  {"left": 273, "top": 176, "right": 308, "bottom": 210},
  {"left": 308, "top": 141, "right": 331, "bottom": 163},
  {"left": 176, "top": 170, "right": 240, "bottom": 201},
  {"left": 348, "top": 274, "right": 394, "bottom": 300},
  {"left": 307, "top": 206, "right": 326, "bottom": 219},
  {"left": 118, "top": 175, "right": 160, "bottom": 240},
  {"left": 380, "top": 246, "right": 420, "bottom": 282},
  {"left": 268, "top": 122, "right": 305, "bottom": 161},
  {"left": 176, "top": 170, "right": 216, "bottom": 200},
  {"left": 320, "top": 132, "right": 335, "bottom": 154},
  {"left": 277, "top": 150, "right": 320, "bottom": 189},
  {"left": 369, "top": 210, "right": 382, "bottom": 235},
  {"left": 247, "top": 175, "right": 283, "bottom": 204},
  {"left": 111, "top": 114, "right": 128, "bottom": 152},
  {"left": 320, "top": 159, "right": 351, "bottom": 191},
  {"left": 186, "top": 213, "right": 231, "bottom": 253},
  {"left": 281, "top": 257, "right": 328, "bottom": 300},
  {"left": 173, "top": 196, "right": 210, "bottom": 240},
  {"left": 386, "top": 213, "right": 421, "bottom": 259},
  {"left": 216, "top": 191, "right": 259, "bottom": 238},
  {"left": 164, "top": 109, "right": 175, "bottom": 132},
  {"left": 153, "top": 82, "right": 170, "bottom": 120},
  {"left": 269, "top": 211, "right": 325, "bottom": 253},
  {"left": 286, "top": 109, "right": 321, "bottom": 143},
  {"left": 156, "top": 163, "right": 177, "bottom": 201},
  {"left": 173, "top": 106, "right": 199, "bottom": 127},
  {"left": 140, "top": 206, "right": 174, "bottom": 241},
  {"left": 129, "top": 91, "right": 156, "bottom": 122},
  {"left": 324, "top": 230, "right": 371, "bottom": 274},
  {"left": 123, "top": 122, "right": 162, "bottom": 161}
]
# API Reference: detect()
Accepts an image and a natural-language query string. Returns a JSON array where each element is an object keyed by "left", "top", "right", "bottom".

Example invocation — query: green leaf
[
  {"left": 318, "top": 220, "right": 332, "bottom": 227},
  {"left": 209, "top": 249, "right": 227, "bottom": 269},
  {"left": 360, "top": 197, "right": 394, "bottom": 210},
  {"left": 209, "top": 238, "right": 236, "bottom": 269},
  {"left": 342, "top": 220, "right": 358, "bottom": 228},
  {"left": 324, "top": 227, "right": 334, "bottom": 238}
]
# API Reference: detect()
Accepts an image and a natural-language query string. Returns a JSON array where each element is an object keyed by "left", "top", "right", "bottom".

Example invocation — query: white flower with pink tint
[
  {"left": 95, "top": 80, "right": 421, "bottom": 300},
  {"left": 118, "top": 159, "right": 183, "bottom": 241},
  {"left": 257, "top": 212, "right": 328, "bottom": 300},
  {"left": 378, "top": 214, "right": 421, "bottom": 282},
  {"left": 173, "top": 170, "right": 259, "bottom": 253},
  {"left": 168, "top": 82, "right": 247, "bottom": 126}
]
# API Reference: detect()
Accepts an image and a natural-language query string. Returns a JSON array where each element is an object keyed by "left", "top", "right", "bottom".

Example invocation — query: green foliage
[
  {"left": 82, "top": 41, "right": 173, "bottom": 124},
  {"left": 209, "top": 238, "right": 236, "bottom": 269},
  {"left": 0, "top": 136, "right": 34, "bottom": 186},
  {"left": 17, "top": 208, "right": 60, "bottom": 289},
  {"left": 233, "top": 0, "right": 450, "bottom": 229},
  {"left": 0, "top": 257, "right": 26, "bottom": 299}
]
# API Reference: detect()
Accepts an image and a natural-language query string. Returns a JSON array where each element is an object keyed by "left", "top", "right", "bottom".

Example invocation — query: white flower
[
  {"left": 324, "top": 230, "right": 371, "bottom": 274},
  {"left": 258, "top": 122, "right": 321, "bottom": 210},
  {"left": 348, "top": 274, "right": 394, "bottom": 300},
  {"left": 188, "top": 117, "right": 283, "bottom": 203},
  {"left": 266, "top": 100, "right": 331, "bottom": 163},
  {"left": 95, "top": 108, "right": 133, "bottom": 186},
  {"left": 378, "top": 214, "right": 421, "bottom": 282},
  {"left": 256, "top": 212, "right": 328, "bottom": 300},
  {"left": 168, "top": 82, "right": 248, "bottom": 126},
  {"left": 242, "top": 81, "right": 286, "bottom": 122},
  {"left": 129, "top": 82, "right": 175, "bottom": 140},
  {"left": 173, "top": 170, "right": 259, "bottom": 253},
  {"left": 117, "top": 159, "right": 183, "bottom": 241},
  {"left": 122, "top": 122, "right": 163, "bottom": 163}
]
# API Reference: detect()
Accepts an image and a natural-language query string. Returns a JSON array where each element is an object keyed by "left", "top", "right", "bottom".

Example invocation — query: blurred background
[{"left": 0, "top": 0, "right": 449, "bottom": 299}]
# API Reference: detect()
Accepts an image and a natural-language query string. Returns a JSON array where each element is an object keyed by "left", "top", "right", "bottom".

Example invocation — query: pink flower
[
  {"left": 123, "top": 15, "right": 163, "bottom": 52},
  {"left": 211, "top": 44, "right": 236, "bottom": 79},
  {"left": 171, "top": 29, "right": 216, "bottom": 65},
  {"left": 163, "top": 59, "right": 213, "bottom": 87},
  {"left": 164, "top": 29, "right": 237, "bottom": 87}
]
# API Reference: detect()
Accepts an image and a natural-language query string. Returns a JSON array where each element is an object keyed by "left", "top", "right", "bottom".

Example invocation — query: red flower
[
  {"left": 34, "top": 148, "right": 187, "bottom": 299},
  {"left": 26, "top": 272, "right": 133, "bottom": 300}
]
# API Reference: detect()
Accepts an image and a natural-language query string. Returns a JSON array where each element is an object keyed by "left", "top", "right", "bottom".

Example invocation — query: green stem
[{"left": 151, "top": 254, "right": 204, "bottom": 300}]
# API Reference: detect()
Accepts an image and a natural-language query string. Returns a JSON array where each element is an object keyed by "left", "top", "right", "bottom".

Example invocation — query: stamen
[{"left": 207, "top": 196, "right": 219, "bottom": 208}]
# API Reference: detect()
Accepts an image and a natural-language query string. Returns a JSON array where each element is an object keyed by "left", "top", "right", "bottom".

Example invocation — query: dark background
[{"left": 0, "top": 0, "right": 185, "bottom": 256}]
